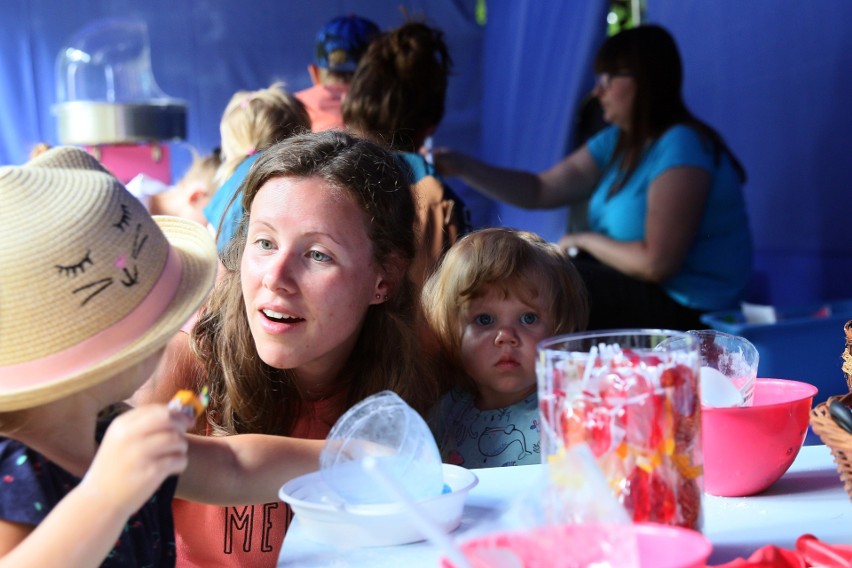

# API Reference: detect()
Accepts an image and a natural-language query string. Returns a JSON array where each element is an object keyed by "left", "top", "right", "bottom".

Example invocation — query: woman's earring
[{"left": 375, "top": 293, "right": 382, "bottom": 300}]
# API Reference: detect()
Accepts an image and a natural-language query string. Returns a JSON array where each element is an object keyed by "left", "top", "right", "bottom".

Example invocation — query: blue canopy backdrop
[{"left": 1, "top": 0, "right": 850, "bottom": 310}]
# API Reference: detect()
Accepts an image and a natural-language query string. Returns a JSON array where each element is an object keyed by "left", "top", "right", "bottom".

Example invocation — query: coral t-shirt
[
  {"left": 172, "top": 392, "right": 346, "bottom": 567},
  {"left": 294, "top": 83, "right": 348, "bottom": 132}
]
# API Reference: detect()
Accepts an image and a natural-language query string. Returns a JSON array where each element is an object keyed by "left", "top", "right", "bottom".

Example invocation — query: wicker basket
[
  {"left": 843, "top": 320, "right": 852, "bottom": 392},
  {"left": 809, "top": 320, "right": 852, "bottom": 500}
]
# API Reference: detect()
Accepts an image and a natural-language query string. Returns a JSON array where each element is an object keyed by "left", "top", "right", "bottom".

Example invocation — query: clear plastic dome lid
[
  {"left": 53, "top": 18, "right": 186, "bottom": 144},
  {"left": 55, "top": 17, "right": 182, "bottom": 104}
]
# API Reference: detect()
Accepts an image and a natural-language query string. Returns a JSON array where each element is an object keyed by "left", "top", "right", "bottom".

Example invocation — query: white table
[{"left": 278, "top": 445, "right": 852, "bottom": 566}]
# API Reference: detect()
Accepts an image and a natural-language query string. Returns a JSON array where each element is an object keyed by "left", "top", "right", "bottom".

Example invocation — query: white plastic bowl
[{"left": 279, "top": 463, "right": 478, "bottom": 548}]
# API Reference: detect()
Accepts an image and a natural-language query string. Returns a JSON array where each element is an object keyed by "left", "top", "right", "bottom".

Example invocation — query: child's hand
[{"left": 80, "top": 405, "right": 192, "bottom": 518}]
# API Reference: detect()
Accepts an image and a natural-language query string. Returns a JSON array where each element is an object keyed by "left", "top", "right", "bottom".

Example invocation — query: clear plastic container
[
  {"left": 319, "top": 391, "right": 445, "bottom": 504},
  {"left": 53, "top": 18, "right": 186, "bottom": 144}
]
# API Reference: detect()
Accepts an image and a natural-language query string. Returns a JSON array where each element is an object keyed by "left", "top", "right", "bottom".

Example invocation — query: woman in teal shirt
[{"left": 434, "top": 25, "right": 752, "bottom": 330}]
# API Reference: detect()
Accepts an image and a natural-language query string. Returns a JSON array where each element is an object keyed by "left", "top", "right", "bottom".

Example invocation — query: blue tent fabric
[
  {"left": 1, "top": 1, "right": 850, "bottom": 307},
  {"left": 478, "top": 1, "right": 608, "bottom": 242}
]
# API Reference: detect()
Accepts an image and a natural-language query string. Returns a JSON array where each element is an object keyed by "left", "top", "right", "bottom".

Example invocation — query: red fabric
[{"left": 712, "top": 535, "right": 852, "bottom": 568}]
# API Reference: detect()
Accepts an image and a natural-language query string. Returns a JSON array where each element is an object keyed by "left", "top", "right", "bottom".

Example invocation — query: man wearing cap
[{"left": 295, "top": 14, "right": 380, "bottom": 132}]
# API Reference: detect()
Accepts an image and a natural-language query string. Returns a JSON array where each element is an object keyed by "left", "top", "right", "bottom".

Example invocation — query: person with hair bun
[{"left": 342, "top": 20, "right": 471, "bottom": 285}]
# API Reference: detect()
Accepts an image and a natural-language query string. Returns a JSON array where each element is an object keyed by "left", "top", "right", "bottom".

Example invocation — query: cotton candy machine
[{"left": 53, "top": 18, "right": 186, "bottom": 184}]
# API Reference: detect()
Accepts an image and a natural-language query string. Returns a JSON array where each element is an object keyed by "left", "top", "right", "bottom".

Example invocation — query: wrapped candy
[
  {"left": 168, "top": 386, "right": 209, "bottom": 420},
  {"left": 537, "top": 331, "right": 703, "bottom": 530}
]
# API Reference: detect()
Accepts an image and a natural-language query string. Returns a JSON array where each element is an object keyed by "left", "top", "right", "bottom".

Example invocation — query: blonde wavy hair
[{"left": 216, "top": 82, "right": 311, "bottom": 186}]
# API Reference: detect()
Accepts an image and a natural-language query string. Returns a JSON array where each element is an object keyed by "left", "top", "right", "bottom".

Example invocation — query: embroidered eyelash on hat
[{"left": 0, "top": 146, "right": 217, "bottom": 412}]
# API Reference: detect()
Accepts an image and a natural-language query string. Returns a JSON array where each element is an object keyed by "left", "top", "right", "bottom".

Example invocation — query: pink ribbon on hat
[{"left": 0, "top": 246, "right": 183, "bottom": 388}]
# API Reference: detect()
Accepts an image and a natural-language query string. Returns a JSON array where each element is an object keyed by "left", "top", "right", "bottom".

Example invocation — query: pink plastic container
[
  {"left": 702, "top": 378, "right": 818, "bottom": 497},
  {"left": 442, "top": 522, "right": 712, "bottom": 568}
]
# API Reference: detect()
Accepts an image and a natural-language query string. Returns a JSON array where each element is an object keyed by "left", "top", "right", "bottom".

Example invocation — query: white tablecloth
[{"left": 278, "top": 445, "right": 852, "bottom": 566}]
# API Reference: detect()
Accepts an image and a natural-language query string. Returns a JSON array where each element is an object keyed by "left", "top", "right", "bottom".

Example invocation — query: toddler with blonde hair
[{"left": 423, "top": 228, "right": 588, "bottom": 468}]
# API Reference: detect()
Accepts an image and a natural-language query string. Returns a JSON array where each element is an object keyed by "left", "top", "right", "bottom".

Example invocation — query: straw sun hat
[{"left": 0, "top": 146, "right": 217, "bottom": 411}]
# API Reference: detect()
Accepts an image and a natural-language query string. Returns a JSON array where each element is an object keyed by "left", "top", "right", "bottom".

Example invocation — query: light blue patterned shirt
[{"left": 429, "top": 389, "right": 541, "bottom": 469}]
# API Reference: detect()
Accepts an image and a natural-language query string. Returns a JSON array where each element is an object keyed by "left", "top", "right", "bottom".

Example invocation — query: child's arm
[
  {"left": 0, "top": 405, "right": 190, "bottom": 567},
  {"left": 176, "top": 434, "right": 323, "bottom": 505}
]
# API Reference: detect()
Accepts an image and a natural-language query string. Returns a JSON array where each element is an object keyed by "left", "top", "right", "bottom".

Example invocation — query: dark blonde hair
[
  {"left": 217, "top": 82, "right": 311, "bottom": 185},
  {"left": 176, "top": 148, "right": 222, "bottom": 197},
  {"left": 191, "top": 130, "right": 438, "bottom": 435},
  {"left": 422, "top": 228, "right": 589, "bottom": 371},
  {"left": 341, "top": 21, "right": 451, "bottom": 152}
]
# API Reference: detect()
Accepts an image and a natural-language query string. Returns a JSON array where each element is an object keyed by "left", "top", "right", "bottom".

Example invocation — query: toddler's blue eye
[
  {"left": 474, "top": 313, "right": 494, "bottom": 326},
  {"left": 521, "top": 313, "right": 538, "bottom": 325},
  {"left": 257, "top": 239, "right": 274, "bottom": 250},
  {"left": 309, "top": 250, "right": 331, "bottom": 262}
]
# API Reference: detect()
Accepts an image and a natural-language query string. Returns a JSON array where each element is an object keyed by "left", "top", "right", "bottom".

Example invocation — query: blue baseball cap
[{"left": 314, "top": 14, "right": 381, "bottom": 73}]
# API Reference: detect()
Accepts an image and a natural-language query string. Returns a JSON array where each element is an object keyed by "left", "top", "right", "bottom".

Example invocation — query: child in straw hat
[{"left": 0, "top": 147, "right": 323, "bottom": 566}]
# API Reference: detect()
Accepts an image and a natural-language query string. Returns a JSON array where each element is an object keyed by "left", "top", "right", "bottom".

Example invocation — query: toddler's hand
[{"left": 80, "top": 405, "right": 192, "bottom": 517}]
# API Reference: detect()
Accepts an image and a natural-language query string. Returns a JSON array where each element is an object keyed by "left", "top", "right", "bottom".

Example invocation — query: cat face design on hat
[
  {"left": 0, "top": 146, "right": 217, "bottom": 412},
  {"left": 57, "top": 201, "right": 153, "bottom": 307},
  {"left": 1, "top": 148, "right": 172, "bottom": 366}
]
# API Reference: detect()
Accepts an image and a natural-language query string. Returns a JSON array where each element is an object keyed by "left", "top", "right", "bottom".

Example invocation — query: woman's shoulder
[
  {"left": 660, "top": 123, "right": 705, "bottom": 144},
  {"left": 586, "top": 125, "right": 621, "bottom": 165},
  {"left": 658, "top": 123, "right": 724, "bottom": 159},
  {"left": 587, "top": 124, "right": 620, "bottom": 147},
  {"left": 396, "top": 151, "right": 434, "bottom": 182},
  {"left": 648, "top": 123, "right": 716, "bottom": 172}
]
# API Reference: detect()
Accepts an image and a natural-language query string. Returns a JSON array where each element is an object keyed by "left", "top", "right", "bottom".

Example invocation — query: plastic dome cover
[
  {"left": 56, "top": 17, "right": 179, "bottom": 104},
  {"left": 53, "top": 18, "right": 186, "bottom": 145}
]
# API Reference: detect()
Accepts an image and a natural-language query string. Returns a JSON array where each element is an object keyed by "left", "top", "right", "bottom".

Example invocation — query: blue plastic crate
[{"left": 701, "top": 299, "right": 852, "bottom": 405}]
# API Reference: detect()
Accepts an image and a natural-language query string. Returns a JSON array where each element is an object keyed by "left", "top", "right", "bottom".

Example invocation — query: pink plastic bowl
[
  {"left": 702, "top": 378, "right": 818, "bottom": 497},
  {"left": 443, "top": 522, "right": 712, "bottom": 568}
]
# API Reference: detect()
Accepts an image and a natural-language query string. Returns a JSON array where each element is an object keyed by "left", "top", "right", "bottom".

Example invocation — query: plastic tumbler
[
  {"left": 536, "top": 330, "right": 703, "bottom": 530},
  {"left": 690, "top": 329, "right": 758, "bottom": 407}
]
